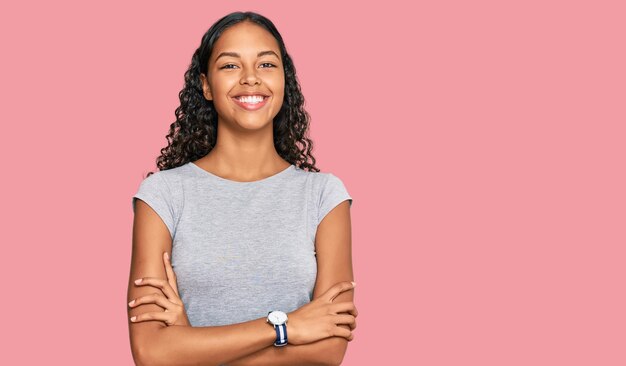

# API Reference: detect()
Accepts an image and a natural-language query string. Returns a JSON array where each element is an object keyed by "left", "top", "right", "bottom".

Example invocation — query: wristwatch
[{"left": 266, "top": 310, "right": 289, "bottom": 346}]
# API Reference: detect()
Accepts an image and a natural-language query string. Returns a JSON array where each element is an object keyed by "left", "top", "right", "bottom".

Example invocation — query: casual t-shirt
[{"left": 131, "top": 162, "right": 353, "bottom": 327}]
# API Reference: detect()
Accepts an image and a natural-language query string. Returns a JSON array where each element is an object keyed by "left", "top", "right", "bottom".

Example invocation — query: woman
[{"left": 127, "top": 11, "right": 358, "bottom": 366}]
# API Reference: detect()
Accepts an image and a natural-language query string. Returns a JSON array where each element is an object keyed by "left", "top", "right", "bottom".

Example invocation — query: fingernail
[
  {"left": 165, "top": 252, "right": 169, "bottom": 260},
  {"left": 135, "top": 279, "right": 142, "bottom": 285},
  {"left": 351, "top": 281, "right": 356, "bottom": 287},
  {"left": 130, "top": 316, "right": 137, "bottom": 322},
  {"left": 128, "top": 300, "right": 135, "bottom": 306}
]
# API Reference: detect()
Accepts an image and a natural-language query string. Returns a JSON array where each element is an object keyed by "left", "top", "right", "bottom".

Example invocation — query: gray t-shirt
[{"left": 132, "top": 162, "right": 353, "bottom": 327}]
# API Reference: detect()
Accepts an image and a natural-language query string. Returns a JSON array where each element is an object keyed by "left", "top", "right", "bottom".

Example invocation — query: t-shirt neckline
[{"left": 188, "top": 162, "right": 295, "bottom": 185}]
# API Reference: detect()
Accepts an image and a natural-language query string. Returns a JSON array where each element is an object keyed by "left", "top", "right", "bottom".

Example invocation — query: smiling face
[{"left": 200, "top": 21, "right": 285, "bottom": 132}]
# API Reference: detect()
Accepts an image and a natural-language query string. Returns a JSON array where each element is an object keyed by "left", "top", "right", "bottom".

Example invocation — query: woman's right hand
[{"left": 286, "top": 281, "right": 358, "bottom": 345}]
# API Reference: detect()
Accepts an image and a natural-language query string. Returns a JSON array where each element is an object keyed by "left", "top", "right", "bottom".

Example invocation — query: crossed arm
[
  {"left": 128, "top": 199, "right": 354, "bottom": 366},
  {"left": 224, "top": 337, "right": 349, "bottom": 366}
]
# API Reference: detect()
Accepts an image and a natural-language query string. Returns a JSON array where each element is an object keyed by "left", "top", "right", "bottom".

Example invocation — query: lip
[{"left": 231, "top": 95, "right": 270, "bottom": 111}]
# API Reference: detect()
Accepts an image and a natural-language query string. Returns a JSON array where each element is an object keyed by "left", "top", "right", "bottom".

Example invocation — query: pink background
[{"left": 2, "top": 0, "right": 624, "bottom": 364}]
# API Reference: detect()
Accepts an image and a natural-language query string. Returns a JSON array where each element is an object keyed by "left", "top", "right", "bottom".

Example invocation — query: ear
[{"left": 200, "top": 73, "right": 213, "bottom": 101}]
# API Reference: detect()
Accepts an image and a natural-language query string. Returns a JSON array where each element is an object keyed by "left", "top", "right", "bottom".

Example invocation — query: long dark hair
[{"left": 146, "top": 11, "right": 318, "bottom": 177}]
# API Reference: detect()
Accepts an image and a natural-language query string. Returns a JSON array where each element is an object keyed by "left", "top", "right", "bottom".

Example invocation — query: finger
[
  {"left": 334, "top": 314, "right": 357, "bottom": 331},
  {"left": 324, "top": 281, "right": 356, "bottom": 303},
  {"left": 130, "top": 311, "right": 176, "bottom": 325},
  {"left": 134, "top": 277, "right": 180, "bottom": 303},
  {"left": 330, "top": 301, "right": 357, "bottom": 317},
  {"left": 332, "top": 325, "right": 353, "bottom": 340},
  {"left": 129, "top": 292, "right": 178, "bottom": 311},
  {"left": 163, "top": 252, "right": 179, "bottom": 297}
]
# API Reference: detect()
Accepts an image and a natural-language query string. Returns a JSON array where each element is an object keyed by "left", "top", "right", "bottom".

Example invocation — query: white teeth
[{"left": 236, "top": 95, "right": 266, "bottom": 104}]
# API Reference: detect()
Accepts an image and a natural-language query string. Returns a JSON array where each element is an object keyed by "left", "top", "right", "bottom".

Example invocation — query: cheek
[
  {"left": 208, "top": 79, "right": 233, "bottom": 106},
  {"left": 276, "top": 77, "right": 286, "bottom": 103},
  {"left": 210, "top": 90, "right": 234, "bottom": 118},
  {"left": 210, "top": 76, "right": 229, "bottom": 95},
  {"left": 269, "top": 76, "right": 286, "bottom": 103},
  {"left": 273, "top": 91, "right": 285, "bottom": 107}
]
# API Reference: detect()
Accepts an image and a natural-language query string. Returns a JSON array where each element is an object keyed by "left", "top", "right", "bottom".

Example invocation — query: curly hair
[{"left": 146, "top": 11, "right": 318, "bottom": 177}]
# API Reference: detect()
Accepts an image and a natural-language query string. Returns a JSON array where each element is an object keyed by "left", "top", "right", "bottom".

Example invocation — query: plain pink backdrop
[{"left": 2, "top": 0, "right": 624, "bottom": 365}]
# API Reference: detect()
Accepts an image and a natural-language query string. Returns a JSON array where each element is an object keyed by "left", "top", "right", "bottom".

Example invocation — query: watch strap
[{"left": 273, "top": 323, "right": 288, "bottom": 346}]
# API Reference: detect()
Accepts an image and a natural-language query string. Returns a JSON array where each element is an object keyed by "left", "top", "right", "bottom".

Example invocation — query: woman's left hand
[{"left": 129, "top": 251, "right": 191, "bottom": 327}]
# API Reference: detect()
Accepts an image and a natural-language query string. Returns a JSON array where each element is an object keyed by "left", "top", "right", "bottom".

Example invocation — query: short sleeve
[
  {"left": 132, "top": 173, "right": 176, "bottom": 239},
  {"left": 317, "top": 173, "right": 353, "bottom": 225}
]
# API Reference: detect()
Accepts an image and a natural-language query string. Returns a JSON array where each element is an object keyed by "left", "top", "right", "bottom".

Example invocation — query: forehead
[{"left": 211, "top": 22, "right": 280, "bottom": 60}]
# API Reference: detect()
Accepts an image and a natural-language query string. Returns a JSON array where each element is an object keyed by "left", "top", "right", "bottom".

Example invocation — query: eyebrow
[{"left": 215, "top": 50, "right": 280, "bottom": 62}]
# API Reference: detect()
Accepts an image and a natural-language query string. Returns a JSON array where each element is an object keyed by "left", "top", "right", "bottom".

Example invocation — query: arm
[
  {"left": 225, "top": 200, "right": 355, "bottom": 366},
  {"left": 128, "top": 199, "right": 278, "bottom": 366},
  {"left": 225, "top": 338, "right": 347, "bottom": 366}
]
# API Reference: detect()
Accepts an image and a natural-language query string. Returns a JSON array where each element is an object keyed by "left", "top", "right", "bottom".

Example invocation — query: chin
[{"left": 235, "top": 118, "right": 274, "bottom": 131}]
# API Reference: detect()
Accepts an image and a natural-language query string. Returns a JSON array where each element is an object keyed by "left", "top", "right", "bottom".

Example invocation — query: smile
[{"left": 231, "top": 95, "right": 270, "bottom": 111}]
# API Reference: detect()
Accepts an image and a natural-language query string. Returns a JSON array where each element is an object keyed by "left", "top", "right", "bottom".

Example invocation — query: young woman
[{"left": 127, "top": 11, "right": 358, "bottom": 366}]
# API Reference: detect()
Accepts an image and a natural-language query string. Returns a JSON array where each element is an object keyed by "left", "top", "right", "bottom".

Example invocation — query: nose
[{"left": 240, "top": 67, "right": 261, "bottom": 86}]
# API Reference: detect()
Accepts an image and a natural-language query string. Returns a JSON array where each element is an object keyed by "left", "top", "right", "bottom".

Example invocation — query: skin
[
  {"left": 128, "top": 21, "right": 357, "bottom": 366},
  {"left": 197, "top": 20, "right": 289, "bottom": 180}
]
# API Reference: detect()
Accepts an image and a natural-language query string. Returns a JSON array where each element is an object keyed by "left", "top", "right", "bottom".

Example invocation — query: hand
[
  {"left": 286, "top": 281, "right": 358, "bottom": 345},
  {"left": 129, "top": 251, "right": 191, "bottom": 327}
]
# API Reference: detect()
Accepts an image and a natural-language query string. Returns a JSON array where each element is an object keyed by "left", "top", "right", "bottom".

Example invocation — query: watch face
[{"left": 269, "top": 311, "right": 287, "bottom": 324}]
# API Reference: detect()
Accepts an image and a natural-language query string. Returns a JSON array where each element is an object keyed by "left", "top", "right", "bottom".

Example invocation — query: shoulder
[
  {"left": 153, "top": 163, "right": 195, "bottom": 185},
  {"left": 132, "top": 164, "right": 192, "bottom": 239},
  {"left": 296, "top": 167, "right": 353, "bottom": 226},
  {"left": 136, "top": 163, "right": 194, "bottom": 192},
  {"left": 294, "top": 166, "right": 349, "bottom": 192},
  {"left": 132, "top": 163, "right": 194, "bottom": 211},
  {"left": 314, "top": 171, "right": 351, "bottom": 201}
]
